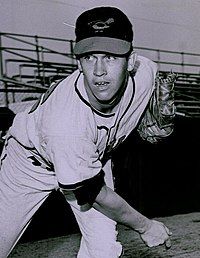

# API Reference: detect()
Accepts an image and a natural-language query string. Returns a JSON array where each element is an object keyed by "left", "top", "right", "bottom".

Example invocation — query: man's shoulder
[
  {"left": 131, "top": 55, "right": 157, "bottom": 95},
  {"left": 42, "top": 69, "right": 80, "bottom": 102},
  {"left": 134, "top": 55, "right": 157, "bottom": 76},
  {"left": 53, "top": 69, "right": 80, "bottom": 87}
]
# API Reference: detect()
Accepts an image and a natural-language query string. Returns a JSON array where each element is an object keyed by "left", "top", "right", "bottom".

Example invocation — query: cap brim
[{"left": 74, "top": 37, "right": 131, "bottom": 56}]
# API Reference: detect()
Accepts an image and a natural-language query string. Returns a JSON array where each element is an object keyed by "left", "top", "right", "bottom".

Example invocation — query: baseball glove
[{"left": 137, "top": 72, "right": 176, "bottom": 143}]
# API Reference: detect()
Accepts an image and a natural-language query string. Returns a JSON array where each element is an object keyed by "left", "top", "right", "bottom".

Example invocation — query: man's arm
[
  {"left": 62, "top": 171, "right": 171, "bottom": 248},
  {"left": 93, "top": 184, "right": 172, "bottom": 248}
]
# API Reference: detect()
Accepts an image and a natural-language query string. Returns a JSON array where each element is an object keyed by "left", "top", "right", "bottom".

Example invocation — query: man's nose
[{"left": 93, "top": 59, "right": 107, "bottom": 76}]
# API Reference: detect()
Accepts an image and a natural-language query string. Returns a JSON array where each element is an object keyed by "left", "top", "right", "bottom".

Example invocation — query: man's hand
[
  {"left": 93, "top": 185, "right": 172, "bottom": 249},
  {"left": 140, "top": 220, "right": 172, "bottom": 248}
]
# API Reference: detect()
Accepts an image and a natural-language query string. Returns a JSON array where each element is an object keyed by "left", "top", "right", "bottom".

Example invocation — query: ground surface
[{"left": 9, "top": 212, "right": 200, "bottom": 258}]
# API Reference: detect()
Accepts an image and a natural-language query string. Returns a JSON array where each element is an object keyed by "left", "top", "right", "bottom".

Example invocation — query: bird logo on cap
[{"left": 88, "top": 18, "right": 114, "bottom": 33}]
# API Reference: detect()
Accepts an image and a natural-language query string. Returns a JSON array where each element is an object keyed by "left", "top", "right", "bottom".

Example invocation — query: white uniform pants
[{"left": 0, "top": 138, "right": 122, "bottom": 258}]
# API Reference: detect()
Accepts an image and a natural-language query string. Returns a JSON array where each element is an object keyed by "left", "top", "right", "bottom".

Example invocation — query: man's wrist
[{"left": 134, "top": 217, "right": 153, "bottom": 234}]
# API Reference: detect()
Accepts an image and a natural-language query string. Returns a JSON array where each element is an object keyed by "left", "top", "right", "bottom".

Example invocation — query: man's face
[{"left": 77, "top": 53, "right": 129, "bottom": 108}]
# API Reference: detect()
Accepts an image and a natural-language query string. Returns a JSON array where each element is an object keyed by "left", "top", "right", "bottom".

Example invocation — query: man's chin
[
  {"left": 96, "top": 93, "right": 122, "bottom": 107},
  {"left": 97, "top": 98, "right": 113, "bottom": 105}
]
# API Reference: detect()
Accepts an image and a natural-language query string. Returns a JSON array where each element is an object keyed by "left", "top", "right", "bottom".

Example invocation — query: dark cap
[{"left": 73, "top": 6, "right": 133, "bottom": 56}]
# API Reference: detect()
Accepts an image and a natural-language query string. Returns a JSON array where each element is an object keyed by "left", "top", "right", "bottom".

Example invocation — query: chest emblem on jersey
[{"left": 28, "top": 156, "right": 54, "bottom": 171}]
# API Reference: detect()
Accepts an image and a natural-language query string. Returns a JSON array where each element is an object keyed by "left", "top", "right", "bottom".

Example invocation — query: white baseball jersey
[{"left": 8, "top": 55, "right": 157, "bottom": 189}]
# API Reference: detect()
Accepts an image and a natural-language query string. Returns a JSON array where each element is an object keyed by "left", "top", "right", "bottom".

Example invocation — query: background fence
[{"left": 0, "top": 32, "right": 200, "bottom": 116}]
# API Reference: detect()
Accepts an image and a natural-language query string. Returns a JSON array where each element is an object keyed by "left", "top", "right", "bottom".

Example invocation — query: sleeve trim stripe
[{"left": 58, "top": 170, "right": 105, "bottom": 190}]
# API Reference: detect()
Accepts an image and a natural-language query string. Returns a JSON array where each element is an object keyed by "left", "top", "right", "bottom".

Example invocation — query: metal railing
[
  {"left": 0, "top": 32, "right": 76, "bottom": 81},
  {"left": 134, "top": 46, "right": 200, "bottom": 74},
  {"left": 0, "top": 32, "right": 200, "bottom": 117},
  {"left": 0, "top": 32, "right": 78, "bottom": 106}
]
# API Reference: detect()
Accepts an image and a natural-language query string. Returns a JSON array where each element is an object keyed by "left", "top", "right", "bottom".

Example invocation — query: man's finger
[
  {"left": 163, "top": 225, "right": 172, "bottom": 236},
  {"left": 165, "top": 238, "right": 171, "bottom": 249}
]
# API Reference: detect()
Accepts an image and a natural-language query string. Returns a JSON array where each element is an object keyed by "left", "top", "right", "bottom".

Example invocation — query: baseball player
[{"left": 0, "top": 6, "right": 173, "bottom": 258}]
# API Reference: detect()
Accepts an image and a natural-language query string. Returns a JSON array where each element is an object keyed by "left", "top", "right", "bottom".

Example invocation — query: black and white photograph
[{"left": 0, "top": 0, "right": 200, "bottom": 257}]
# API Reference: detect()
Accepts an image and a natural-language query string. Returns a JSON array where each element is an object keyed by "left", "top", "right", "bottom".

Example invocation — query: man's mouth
[
  {"left": 95, "top": 81, "right": 109, "bottom": 90},
  {"left": 95, "top": 81, "right": 109, "bottom": 86}
]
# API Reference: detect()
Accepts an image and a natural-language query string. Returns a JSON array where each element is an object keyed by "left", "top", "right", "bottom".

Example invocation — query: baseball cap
[{"left": 73, "top": 6, "right": 133, "bottom": 56}]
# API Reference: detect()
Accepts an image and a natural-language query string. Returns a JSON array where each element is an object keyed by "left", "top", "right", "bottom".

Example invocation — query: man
[{"left": 0, "top": 6, "right": 172, "bottom": 258}]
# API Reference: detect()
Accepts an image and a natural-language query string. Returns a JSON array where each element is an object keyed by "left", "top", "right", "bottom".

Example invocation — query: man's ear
[
  {"left": 77, "top": 59, "right": 83, "bottom": 72},
  {"left": 127, "top": 51, "right": 137, "bottom": 72}
]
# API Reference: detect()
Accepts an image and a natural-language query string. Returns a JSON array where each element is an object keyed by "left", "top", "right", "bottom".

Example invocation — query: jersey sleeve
[{"left": 46, "top": 135, "right": 102, "bottom": 190}]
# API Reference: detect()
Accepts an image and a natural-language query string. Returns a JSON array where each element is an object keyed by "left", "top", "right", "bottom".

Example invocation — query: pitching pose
[{"left": 0, "top": 6, "right": 174, "bottom": 258}]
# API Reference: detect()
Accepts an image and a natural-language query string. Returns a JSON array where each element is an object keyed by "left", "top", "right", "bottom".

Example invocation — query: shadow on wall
[{"left": 113, "top": 116, "right": 200, "bottom": 218}]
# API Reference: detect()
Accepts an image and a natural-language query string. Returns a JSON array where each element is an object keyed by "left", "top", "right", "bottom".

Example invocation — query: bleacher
[
  {"left": 0, "top": 32, "right": 200, "bottom": 116},
  {"left": 0, "top": 32, "right": 77, "bottom": 112}
]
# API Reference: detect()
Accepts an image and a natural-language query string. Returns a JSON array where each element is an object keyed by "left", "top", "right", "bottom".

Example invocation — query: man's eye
[
  {"left": 84, "top": 55, "right": 93, "bottom": 61},
  {"left": 106, "top": 55, "right": 116, "bottom": 61}
]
